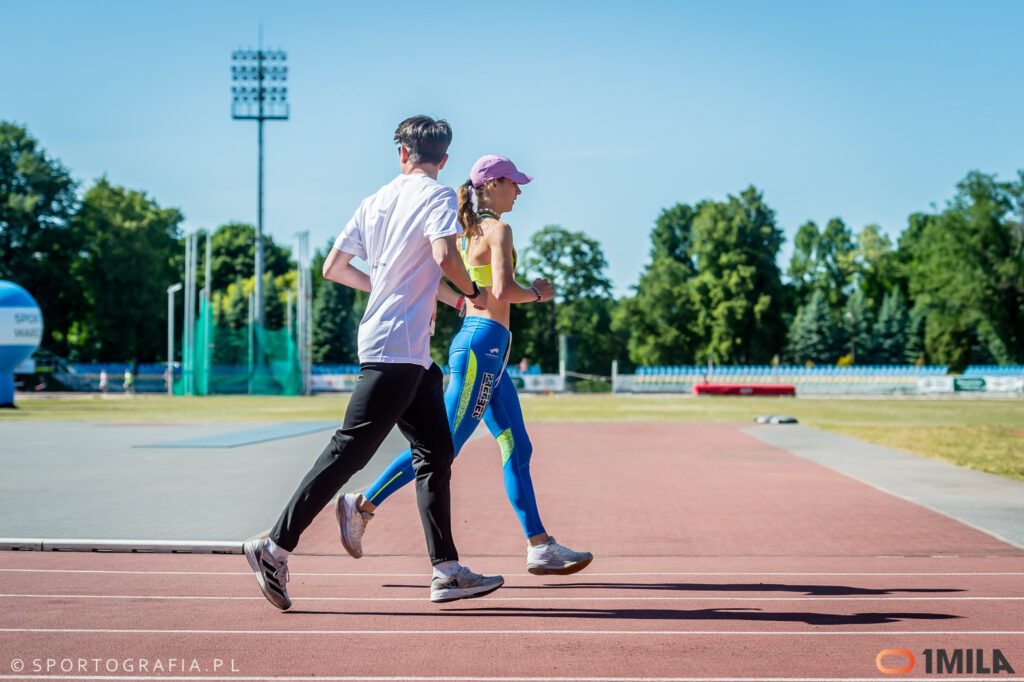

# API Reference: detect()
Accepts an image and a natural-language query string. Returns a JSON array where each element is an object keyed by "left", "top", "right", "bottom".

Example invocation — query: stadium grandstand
[{"left": 47, "top": 362, "right": 1024, "bottom": 395}]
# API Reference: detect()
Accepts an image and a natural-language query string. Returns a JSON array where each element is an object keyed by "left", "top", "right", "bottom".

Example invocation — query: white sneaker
[
  {"left": 526, "top": 536, "right": 593, "bottom": 575},
  {"left": 336, "top": 492, "right": 373, "bottom": 559},
  {"left": 429, "top": 565, "right": 504, "bottom": 603}
]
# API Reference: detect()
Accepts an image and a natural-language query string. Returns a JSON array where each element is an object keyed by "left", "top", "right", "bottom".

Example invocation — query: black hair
[{"left": 393, "top": 115, "right": 453, "bottom": 165}]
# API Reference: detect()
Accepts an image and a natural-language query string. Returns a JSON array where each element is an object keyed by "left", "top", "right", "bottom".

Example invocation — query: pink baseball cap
[{"left": 469, "top": 155, "right": 534, "bottom": 188}]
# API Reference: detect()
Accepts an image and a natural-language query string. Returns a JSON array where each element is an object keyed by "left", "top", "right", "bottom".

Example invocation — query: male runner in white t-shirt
[{"left": 244, "top": 115, "right": 503, "bottom": 607}]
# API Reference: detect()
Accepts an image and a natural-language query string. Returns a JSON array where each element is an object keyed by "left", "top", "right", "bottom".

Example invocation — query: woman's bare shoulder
[{"left": 481, "top": 219, "right": 513, "bottom": 244}]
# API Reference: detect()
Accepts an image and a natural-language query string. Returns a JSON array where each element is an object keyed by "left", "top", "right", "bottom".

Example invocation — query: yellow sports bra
[{"left": 460, "top": 235, "right": 517, "bottom": 288}]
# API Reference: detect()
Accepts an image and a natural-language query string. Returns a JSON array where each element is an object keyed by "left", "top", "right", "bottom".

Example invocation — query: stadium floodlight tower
[{"left": 231, "top": 40, "right": 289, "bottom": 326}]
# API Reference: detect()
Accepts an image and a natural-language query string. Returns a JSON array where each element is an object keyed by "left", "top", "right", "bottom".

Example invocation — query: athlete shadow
[
  {"left": 379, "top": 582, "right": 964, "bottom": 596},
  {"left": 287, "top": 606, "right": 961, "bottom": 626},
  {"left": 539, "top": 582, "right": 966, "bottom": 596},
  {"left": 445, "top": 606, "right": 963, "bottom": 626}
]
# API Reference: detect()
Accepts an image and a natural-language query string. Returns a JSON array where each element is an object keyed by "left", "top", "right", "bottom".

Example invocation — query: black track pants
[{"left": 269, "top": 362, "right": 458, "bottom": 565}]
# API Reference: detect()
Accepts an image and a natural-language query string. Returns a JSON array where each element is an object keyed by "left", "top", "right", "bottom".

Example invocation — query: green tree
[
  {"left": 517, "top": 225, "right": 614, "bottom": 373},
  {"left": 650, "top": 203, "right": 697, "bottom": 265},
  {"left": 613, "top": 255, "right": 699, "bottom": 366},
  {"left": 900, "top": 171, "right": 1024, "bottom": 368},
  {"left": 841, "top": 288, "right": 874, "bottom": 364},
  {"left": 993, "top": 171, "right": 1024, "bottom": 361},
  {"left": 566, "top": 295, "right": 626, "bottom": 376},
  {"left": 311, "top": 280, "right": 359, "bottom": 364},
  {"left": 854, "top": 224, "right": 902, "bottom": 308},
  {"left": 785, "top": 289, "right": 840, "bottom": 365},
  {"left": 209, "top": 222, "right": 292, "bottom": 292},
  {"left": 212, "top": 278, "right": 250, "bottom": 366},
  {"left": 787, "top": 218, "right": 857, "bottom": 310},
  {"left": 72, "top": 178, "right": 183, "bottom": 362},
  {"left": 0, "top": 122, "right": 84, "bottom": 356},
  {"left": 869, "top": 289, "right": 908, "bottom": 364},
  {"left": 611, "top": 203, "right": 700, "bottom": 367},
  {"left": 904, "top": 300, "right": 928, "bottom": 365},
  {"left": 690, "top": 186, "right": 788, "bottom": 364},
  {"left": 817, "top": 218, "right": 858, "bottom": 308},
  {"left": 261, "top": 273, "right": 286, "bottom": 331},
  {"left": 216, "top": 278, "right": 250, "bottom": 330},
  {"left": 310, "top": 240, "right": 332, "bottom": 301},
  {"left": 788, "top": 220, "right": 821, "bottom": 305}
]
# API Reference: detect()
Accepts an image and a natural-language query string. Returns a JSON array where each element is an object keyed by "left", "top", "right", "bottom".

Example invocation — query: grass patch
[
  {"left": 1, "top": 394, "right": 352, "bottom": 423},
  {"left": 5, "top": 393, "right": 1023, "bottom": 481}
]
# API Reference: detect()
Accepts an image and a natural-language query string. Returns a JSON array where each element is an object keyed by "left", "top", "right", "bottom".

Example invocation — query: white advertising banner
[
  {"left": 310, "top": 374, "right": 358, "bottom": 392},
  {"left": 917, "top": 375, "right": 1022, "bottom": 393},
  {"left": 519, "top": 374, "right": 566, "bottom": 392},
  {"left": 917, "top": 377, "right": 955, "bottom": 393},
  {"left": 983, "top": 376, "right": 1024, "bottom": 392},
  {"left": 312, "top": 372, "right": 566, "bottom": 393}
]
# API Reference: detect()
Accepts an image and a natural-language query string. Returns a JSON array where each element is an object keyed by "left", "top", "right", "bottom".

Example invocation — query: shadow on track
[
  {"left": 286, "top": 607, "right": 962, "bottom": 626},
  {"left": 533, "top": 582, "right": 966, "bottom": 596},
  {"left": 380, "top": 581, "right": 965, "bottom": 596}
]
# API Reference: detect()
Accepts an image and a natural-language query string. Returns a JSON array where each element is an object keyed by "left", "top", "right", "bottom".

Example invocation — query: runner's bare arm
[
  {"left": 490, "top": 223, "right": 553, "bottom": 303},
  {"left": 432, "top": 235, "right": 489, "bottom": 309},
  {"left": 323, "top": 249, "right": 371, "bottom": 292},
  {"left": 436, "top": 280, "right": 464, "bottom": 309}
]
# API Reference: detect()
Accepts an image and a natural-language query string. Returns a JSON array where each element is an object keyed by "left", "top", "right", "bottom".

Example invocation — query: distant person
[
  {"left": 122, "top": 369, "right": 134, "bottom": 395},
  {"left": 338, "top": 154, "right": 593, "bottom": 577},
  {"left": 98, "top": 369, "right": 109, "bottom": 393},
  {"left": 518, "top": 357, "right": 529, "bottom": 373},
  {"left": 243, "top": 115, "right": 503, "bottom": 610}
]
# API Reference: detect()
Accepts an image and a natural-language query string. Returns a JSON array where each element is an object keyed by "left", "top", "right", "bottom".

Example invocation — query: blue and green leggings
[{"left": 361, "top": 315, "right": 545, "bottom": 538}]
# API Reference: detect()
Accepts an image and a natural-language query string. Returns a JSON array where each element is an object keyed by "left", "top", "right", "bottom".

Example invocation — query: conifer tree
[
  {"left": 786, "top": 290, "right": 840, "bottom": 365},
  {"left": 870, "top": 290, "right": 909, "bottom": 364}
]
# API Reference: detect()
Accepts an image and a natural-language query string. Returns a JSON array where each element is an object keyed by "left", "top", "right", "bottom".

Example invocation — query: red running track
[{"left": 1, "top": 422, "right": 1022, "bottom": 680}]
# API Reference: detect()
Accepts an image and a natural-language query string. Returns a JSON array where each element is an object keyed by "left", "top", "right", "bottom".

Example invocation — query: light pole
[
  {"left": 167, "top": 282, "right": 183, "bottom": 396},
  {"left": 230, "top": 36, "right": 289, "bottom": 327},
  {"left": 294, "top": 231, "right": 312, "bottom": 395}
]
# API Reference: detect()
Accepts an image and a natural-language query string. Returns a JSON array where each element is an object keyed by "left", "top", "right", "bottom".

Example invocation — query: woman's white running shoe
[
  {"left": 336, "top": 492, "right": 373, "bottom": 559},
  {"left": 526, "top": 536, "right": 593, "bottom": 575}
]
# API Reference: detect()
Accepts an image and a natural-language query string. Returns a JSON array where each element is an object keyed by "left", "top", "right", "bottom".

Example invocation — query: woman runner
[{"left": 336, "top": 154, "right": 593, "bottom": 575}]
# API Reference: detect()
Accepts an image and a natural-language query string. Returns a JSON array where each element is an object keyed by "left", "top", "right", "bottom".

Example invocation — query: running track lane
[{"left": 0, "top": 422, "right": 1021, "bottom": 680}]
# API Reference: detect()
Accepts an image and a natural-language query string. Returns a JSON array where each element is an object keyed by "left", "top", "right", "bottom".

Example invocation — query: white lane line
[
  {"left": 0, "top": 671, "right": 1019, "bottom": 675},
  {"left": 2, "top": 569, "right": 1023, "bottom": 576},
  {"left": 3, "top": 677, "right": 1024, "bottom": 682},
  {"left": 1, "top": 594, "right": 1022, "bottom": 602},
  {"left": 3, "top": 627, "right": 1024, "bottom": 636}
]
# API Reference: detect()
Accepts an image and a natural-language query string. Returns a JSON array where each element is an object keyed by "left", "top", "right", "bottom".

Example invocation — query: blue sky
[{"left": 3, "top": 0, "right": 1023, "bottom": 296}]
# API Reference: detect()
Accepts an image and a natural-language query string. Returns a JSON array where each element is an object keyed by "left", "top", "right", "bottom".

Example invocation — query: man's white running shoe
[
  {"left": 429, "top": 566, "right": 504, "bottom": 603},
  {"left": 336, "top": 492, "right": 373, "bottom": 559},
  {"left": 526, "top": 536, "right": 593, "bottom": 575},
  {"left": 243, "top": 538, "right": 292, "bottom": 610}
]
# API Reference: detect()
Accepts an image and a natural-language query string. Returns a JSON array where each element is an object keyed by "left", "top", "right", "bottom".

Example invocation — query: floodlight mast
[{"left": 231, "top": 37, "right": 289, "bottom": 326}]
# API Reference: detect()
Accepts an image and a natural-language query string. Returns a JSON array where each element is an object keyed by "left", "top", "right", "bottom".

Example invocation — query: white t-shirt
[{"left": 333, "top": 172, "right": 460, "bottom": 369}]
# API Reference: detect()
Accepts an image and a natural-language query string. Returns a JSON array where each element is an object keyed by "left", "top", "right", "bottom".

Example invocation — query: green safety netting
[{"left": 174, "top": 299, "right": 301, "bottom": 396}]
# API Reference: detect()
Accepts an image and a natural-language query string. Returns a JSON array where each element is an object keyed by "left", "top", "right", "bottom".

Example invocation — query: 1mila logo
[{"left": 876, "top": 648, "right": 1015, "bottom": 675}]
